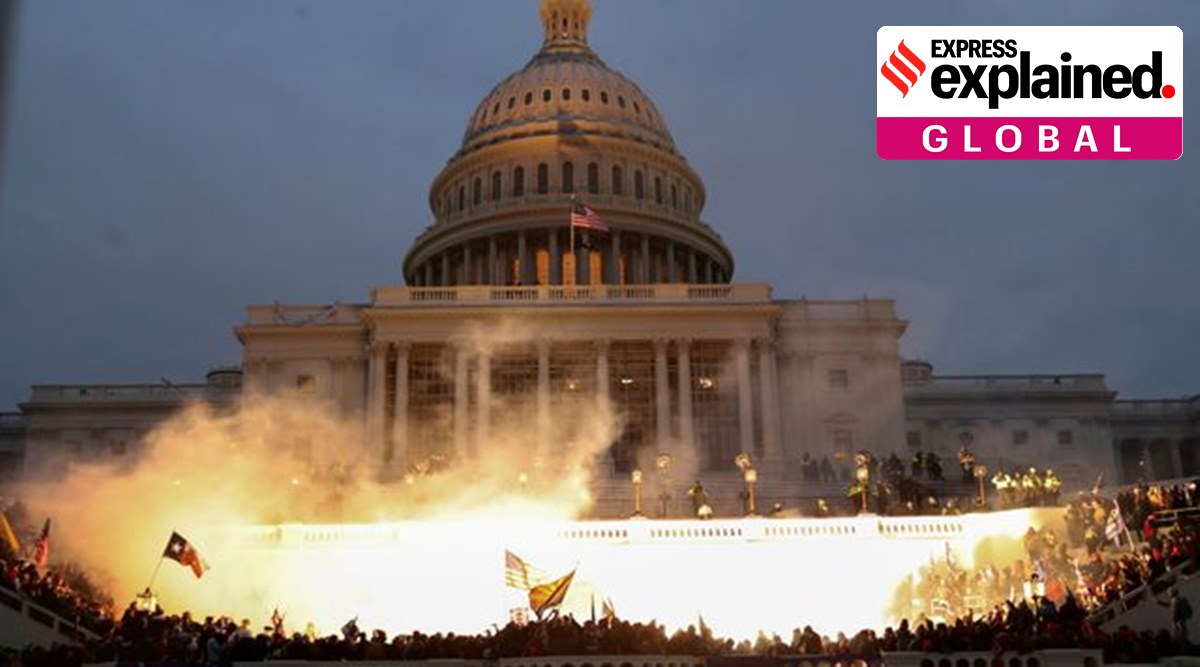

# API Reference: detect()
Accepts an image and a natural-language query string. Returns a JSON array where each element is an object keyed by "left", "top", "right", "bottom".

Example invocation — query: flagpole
[
  {"left": 569, "top": 195, "right": 576, "bottom": 282},
  {"left": 146, "top": 554, "right": 166, "bottom": 592}
]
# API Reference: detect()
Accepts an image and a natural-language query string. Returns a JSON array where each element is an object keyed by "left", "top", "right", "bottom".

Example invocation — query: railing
[
  {"left": 27, "top": 384, "right": 218, "bottom": 402},
  {"left": 370, "top": 284, "right": 773, "bottom": 308},
  {"left": 244, "top": 303, "right": 365, "bottom": 327},
  {"left": 1112, "top": 399, "right": 1199, "bottom": 420},
  {"left": 884, "top": 650, "right": 1102, "bottom": 667},
  {"left": 0, "top": 584, "right": 99, "bottom": 644},
  {"left": 907, "top": 375, "right": 1109, "bottom": 393}
]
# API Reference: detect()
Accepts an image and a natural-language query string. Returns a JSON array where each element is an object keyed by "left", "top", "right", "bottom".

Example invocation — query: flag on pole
[
  {"left": 32, "top": 518, "right": 50, "bottom": 570},
  {"left": 163, "top": 531, "right": 208, "bottom": 579},
  {"left": 1105, "top": 501, "right": 1127, "bottom": 545},
  {"left": 570, "top": 198, "right": 608, "bottom": 232},
  {"left": 0, "top": 510, "right": 19, "bottom": 557},
  {"left": 505, "top": 550, "right": 546, "bottom": 590},
  {"left": 528, "top": 569, "right": 575, "bottom": 618},
  {"left": 602, "top": 597, "right": 617, "bottom": 624}
]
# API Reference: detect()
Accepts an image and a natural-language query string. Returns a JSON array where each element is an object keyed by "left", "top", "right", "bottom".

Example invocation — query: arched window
[
  {"left": 685, "top": 189, "right": 692, "bottom": 213},
  {"left": 492, "top": 101, "right": 500, "bottom": 116},
  {"left": 654, "top": 177, "right": 663, "bottom": 204},
  {"left": 525, "top": 92, "right": 533, "bottom": 105},
  {"left": 587, "top": 162, "right": 599, "bottom": 194},
  {"left": 457, "top": 185, "right": 465, "bottom": 211},
  {"left": 612, "top": 166, "right": 624, "bottom": 196},
  {"left": 491, "top": 171, "right": 502, "bottom": 201},
  {"left": 634, "top": 171, "right": 645, "bottom": 200},
  {"left": 543, "top": 89, "right": 552, "bottom": 102},
  {"left": 618, "top": 95, "right": 626, "bottom": 108},
  {"left": 562, "top": 88, "right": 571, "bottom": 101},
  {"left": 601, "top": 91, "right": 609, "bottom": 104},
  {"left": 582, "top": 89, "right": 591, "bottom": 102},
  {"left": 507, "top": 96, "right": 515, "bottom": 109},
  {"left": 562, "top": 161, "right": 575, "bottom": 194},
  {"left": 473, "top": 178, "right": 482, "bottom": 206},
  {"left": 513, "top": 166, "right": 525, "bottom": 198},
  {"left": 671, "top": 184, "right": 678, "bottom": 209},
  {"left": 537, "top": 163, "right": 549, "bottom": 194},
  {"left": 442, "top": 194, "right": 450, "bottom": 216}
]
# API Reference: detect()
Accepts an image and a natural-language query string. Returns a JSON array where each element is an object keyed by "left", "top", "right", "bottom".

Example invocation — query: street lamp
[
  {"left": 656, "top": 453, "right": 673, "bottom": 518},
  {"left": 744, "top": 467, "right": 758, "bottom": 516},
  {"left": 855, "top": 465, "right": 870, "bottom": 514},
  {"left": 973, "top": 464, "right": 988, "bottom": 508},
  {"left": 631, "top": 469, "right": 644, "bottom": 517}
]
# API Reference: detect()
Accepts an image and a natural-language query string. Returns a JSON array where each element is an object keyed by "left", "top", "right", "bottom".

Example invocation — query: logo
[
  {"left": 876, "top": 27, "right": 1183, "bottom": 160},
  {"left": 880, "top": 40, "right": 927, "bottom": 98}
]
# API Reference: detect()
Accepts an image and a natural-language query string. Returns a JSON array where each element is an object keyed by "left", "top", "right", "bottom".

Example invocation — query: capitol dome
[{"left": 404, "top": 0, "right": 733, "bottom": 288}]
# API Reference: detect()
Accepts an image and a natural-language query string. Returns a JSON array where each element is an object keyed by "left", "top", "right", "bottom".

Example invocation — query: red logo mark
[{"left": 880, "top": 40, "right": 926, "bottom": 98}]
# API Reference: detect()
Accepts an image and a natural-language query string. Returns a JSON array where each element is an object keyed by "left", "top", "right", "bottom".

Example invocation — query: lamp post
[
  {"left": 656, "top": 453, "right": 673, "bottom": 518},
  {"left": 855, "top": 465, "right": 870, "bottom": 514},
  {"left": 631, "top": 469, "right": 644, "bottom": 517},
  {"left": 974, "top": 464, "right": 988, "bottom": 508},
  {"left": 745, "top": 467, "right": 758, "bottom": 516}
]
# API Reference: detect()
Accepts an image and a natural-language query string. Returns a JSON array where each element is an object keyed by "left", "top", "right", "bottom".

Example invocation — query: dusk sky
[{"left": 1, "top": 0, "right": 1197, "bottom": 411}]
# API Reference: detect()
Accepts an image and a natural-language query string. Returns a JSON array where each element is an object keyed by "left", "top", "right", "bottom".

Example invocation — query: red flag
[
  {"left": 32, "top": 518, "right": 50, "bottom": 570},
  {"left": 163, "top": 531, "right": 208, "bottom": 579}
]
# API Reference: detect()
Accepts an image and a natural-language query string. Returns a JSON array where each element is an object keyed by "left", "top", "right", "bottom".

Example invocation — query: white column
[
  {"left": 537, "top": 339, "right": 551, "bottom": 456},
  {"left": 654, "top": 338, "right": 670, "bottom": 451},
  {"left": 735, "top": 338, "right": 754, "bottom": 457},
  {"left": 391, "top": 342, "right": 410, "bottom": 469},
  {"left": 758, "top": 338, "right": 782, "bottom": 463},
  {"left": 476, "top": 352, "right": 491, "bottom": 453},
  {"left": 454, "top": 344, "right": 469, "bottom": 461},
  {"left": 676, "top": 339, "right": 694, "bottom": 448},
  {"left": 595, "top": 340, "right": 610, "bottom": 412},
  {"left": 366, "top": 341, "right": 388, "bottom": 455}
]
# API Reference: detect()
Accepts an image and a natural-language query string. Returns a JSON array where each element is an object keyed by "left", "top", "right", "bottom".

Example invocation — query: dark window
[
  {"left": 828, "top": 369, "right": 849, "bottom": 389},
  {"left": 297, "top": 374, "right": 316, "bottom": 395},
  {"left": 543, "top": 89, "right": 552, "bottom": 102},
  {"left": 1057, "top": 430, "right": 1074, "bottom": 445},
  {"left": 472, "top": 178, "right": 482, "bottom": 206},
  {"left": 458, "top": 186, "right": 465, "bottom": 211},
  {"left": 513, "top": 166, "right": 525, "bottom": 197},
  {"left": 618, "top": 96, "right": 626, "bottom": 108},
  {"left": 654, "top": 177, "right": 663, "bottom": 204},
  {"left": 633, "top": 101, "right": 641, "bottom": 114},
  {"left": 507, "top": 97, "right": 515, "bottom": 109},
  {"left": 582, "top": 89, "right": 591, "bottom": 102},
  {"left": 601, "top": 91, "right": 609, "bottom": 104},
  {"left": 491, "top": 171, "right": 502, "bottom": 202},
  {"left": 525, "top": 92, "right": 533, "bottom": 105},
  {"left": 1013, "top": 430, "right": 1029, "bottom": 446},
  {"left": 442, "top": 194, "right": 450, "bottom": 215},
  {"left": 671, "top": 184, "right": 678, "bottom": 209},
  {"left": 562, "top": 162, "right": 575, "bottom": 194},
  {"left": 612, "top": 166, "right": 624, "bottom": 196},
  {"left": 492, "top": 102, "right": 500, "bottom": 116},
  {"left": 685, "top": 189, "right": 693, "bottom": 212},
  {"left": 562, "top": 88, "right": 571, "bottom": 101},
  {"left": 634, "top": 171, "right": 645, "bottom": 200},
  {"left": 587, "top": 162, "right": 599, "bottom": 194},
  {"left": 537, "top": 163, "right": 549, "bottom": 194}
]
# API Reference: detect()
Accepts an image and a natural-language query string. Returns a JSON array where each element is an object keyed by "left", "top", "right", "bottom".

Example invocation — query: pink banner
[{"left": 877, "top": 117, "right": 1182, "bottom": 160}]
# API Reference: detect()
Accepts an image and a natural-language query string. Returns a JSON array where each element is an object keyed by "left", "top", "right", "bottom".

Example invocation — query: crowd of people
[{"left": 6, "top": 591, "right": 1199, "bottom": 666}]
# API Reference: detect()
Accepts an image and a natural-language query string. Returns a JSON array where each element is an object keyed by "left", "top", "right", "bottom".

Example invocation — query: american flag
[
  {"left": 504, "top": 550, "right": 546, "bottom": 590},
  {"left": 570, "top": 198, "right": 608, "bottom": 232}
]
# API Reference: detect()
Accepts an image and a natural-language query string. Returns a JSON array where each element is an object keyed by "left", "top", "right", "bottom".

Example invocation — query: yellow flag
[
  {"left": 0, "top": 510, "right": 20, "bottom": 557},
  {"left": 528, "top": 569, "right": 575, "bottom": 617}
]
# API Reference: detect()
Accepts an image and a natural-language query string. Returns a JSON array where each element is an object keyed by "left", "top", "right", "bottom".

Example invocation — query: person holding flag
[
  {"left": 568, "top": 196, "right": 607, "bottom": 283},
  {"left": 528, "top": 568, "right": 576, "bottom": 621}
]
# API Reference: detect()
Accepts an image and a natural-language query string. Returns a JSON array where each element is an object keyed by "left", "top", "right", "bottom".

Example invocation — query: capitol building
[{"left": 3, "top": 0, "right": 1196, "bottom": 513}]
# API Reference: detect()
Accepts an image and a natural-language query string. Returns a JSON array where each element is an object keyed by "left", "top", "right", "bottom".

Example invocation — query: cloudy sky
[{"left": 1, "top": 0, "right": 1197, "bottom": 410}]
